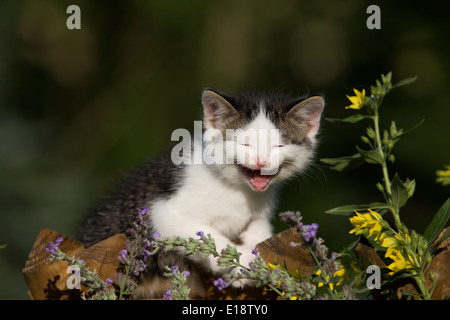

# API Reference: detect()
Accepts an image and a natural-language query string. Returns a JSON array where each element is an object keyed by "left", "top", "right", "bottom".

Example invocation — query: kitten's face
[{"left": 202, "top": 90, "right": 324, "bottom": 192}]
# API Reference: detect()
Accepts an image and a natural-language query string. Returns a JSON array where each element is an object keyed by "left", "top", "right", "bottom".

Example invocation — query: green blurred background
[{"left": 0, "top": 0, "right": 449, "bottom": 299}]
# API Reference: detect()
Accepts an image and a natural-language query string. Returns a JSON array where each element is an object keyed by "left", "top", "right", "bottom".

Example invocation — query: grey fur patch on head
[{"left": 202, "top": 89, "right": 324, "bottom": 146}]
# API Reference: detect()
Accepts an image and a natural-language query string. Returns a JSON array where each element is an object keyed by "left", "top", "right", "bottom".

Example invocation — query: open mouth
[{"left": 238, "top": 165, "right": 278, "bottom": 191}]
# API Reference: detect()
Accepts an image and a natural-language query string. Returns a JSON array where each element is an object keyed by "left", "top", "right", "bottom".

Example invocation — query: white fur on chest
[{"left": 149, "top": 163, "right": 275, "bottom": 241}]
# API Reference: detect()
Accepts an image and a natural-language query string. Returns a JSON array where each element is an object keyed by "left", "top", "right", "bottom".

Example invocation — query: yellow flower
[
  {"left": 334, "top": 266, "right": 346, "bottom": 278},
  {"left": 334, "top": 267, "right": 346, "bottom": 286},
  {"left": 333, "top": 262, "right": 362, "bottom": 287},
  {"left": 387, "top": 250, "right": 413, "bottom": 275},
  {"left": 349, "top": 212, "right": 368, "bottom": 235},
  {"left": 349, "top": 209, "right": 384, "bottom": 240},
  {"left": 367, "top": 208, "right": 383, "bottom": 221},
  {"left": 268, "top": 262, "right": 301, "bottom": 280},
  {"left": 437, "top": 165, "right": 450, "bottom": 177},
  {"left": 395, "top": 232, "right": 411, "bottom": 246},
  {"left": 315, "top": 269, "right": 335, "bottom": 290},
  {"left": 315, "top": 269, "right": 325, "bottom": 287},
  {"left": 436, "top": 165, "right": 450, "bottom": 185},
  {"left": 346, "top": 88, "right": 366, "bottom": 110},
  {"left": 268, "top": 263, "right": 278, "bottom": 270},
  {"left": 380, "top": 236, "right": 397, "bottom": 258},
  {"left": 315, "top": 268, "right": 322, "bottom": 276}
]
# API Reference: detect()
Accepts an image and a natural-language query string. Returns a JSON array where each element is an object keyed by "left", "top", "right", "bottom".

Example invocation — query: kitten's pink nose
[{"left": 257, "top": 157, "right": 267, "bottom": 168}]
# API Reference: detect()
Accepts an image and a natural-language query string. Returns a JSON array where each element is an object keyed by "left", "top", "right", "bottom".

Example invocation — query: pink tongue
[{"left": 251, "top": 172, "right": 270, "bottom": 191}]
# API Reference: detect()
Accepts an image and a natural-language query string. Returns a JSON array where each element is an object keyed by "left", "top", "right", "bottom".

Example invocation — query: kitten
[{"left": 79, "top": 89, "right": 324, "bottom": 298}]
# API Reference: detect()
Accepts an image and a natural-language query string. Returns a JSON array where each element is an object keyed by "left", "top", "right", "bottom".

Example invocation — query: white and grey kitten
[{"left": 79, "top": 89, "right": 324, "bottom": 298}]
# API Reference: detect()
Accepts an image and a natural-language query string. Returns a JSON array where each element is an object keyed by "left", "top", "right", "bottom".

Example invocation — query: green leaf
[
  {"left": 325, "top": 114, "right": 370, "bottom": 124},
  {"left": 391, "top": 119, "right": 425, "bottom": 144},
  {"left": 356, "top": 145, "right": 384, "bottom": 165},
  {"left": 429, "top": 228, "right": 450, "bottom": 253},
  {"left": 423, "top": 197, "right": 450, "bottom": 245},
  {"left": 345, "top": 236, "right": 361, "bottom": 251},
  {"left": 0, "top": 244, "right": 6, "bottom": 250},
  {"left": 320, "top": 153, "right": 365, "bottom": 172},
  {"left": 392, "top": 75, "right": 418, "bottom": 89},
  {"left": 390, "top": 174, "right": 409, "bottom": 212},
  {"left": 325, "top": 202, "right": 390, "bottom": 216}
]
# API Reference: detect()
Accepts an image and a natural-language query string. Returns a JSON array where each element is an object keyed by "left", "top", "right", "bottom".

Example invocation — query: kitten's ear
[
  {"left": 202, "top": 89, "right": 237, "bottom": 130},
  {"left": 287, "top": 96, "right": 325, "bottom": 139}
]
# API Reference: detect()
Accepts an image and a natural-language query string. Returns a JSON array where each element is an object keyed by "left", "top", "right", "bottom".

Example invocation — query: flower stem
[
  {"left": 268, "top": 284, "right": 285, "bottom": 297},
  {"left": 309, "top": 248, "right": 336, "bottom": 298},
  {"left": 414, "top": 272, "right": 431, "bottom": 300},
  {"left": 372, "top": 111, "right": 402, "bottom": 227},
  {"left": 118, "top": 242, "right": 138, "bottom": 300},
  {"left": 373, "top": 112, "right": 390, "bottom": 193},
  {"left": 403, "top": 242, "right": 431, "bottom": 300}
]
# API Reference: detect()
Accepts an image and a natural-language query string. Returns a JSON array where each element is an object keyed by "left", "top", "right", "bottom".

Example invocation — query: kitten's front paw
[
  {"left": 193, "top": 254, "right": 223, "bottom": 275},
  {"left": 231, "top": 277, "right": 253, "bottom": 289},
  {"left": 238, "top": 248, "right": 258, "bottom": 269},
  {"left": 227, "top": 249, "right": 257, "bottom": 289}
]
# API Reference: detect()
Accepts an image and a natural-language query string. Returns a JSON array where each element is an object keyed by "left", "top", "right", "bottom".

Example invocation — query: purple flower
[
  {"left": 143, "top": 237, "right": 151, "bottom": 248},
  {"left": 196, "top": 231, "right": 205, "bottom": 239},
  {"left": 331, "top": 252, "right": 338, "bottom": 262},
  {"left": 102, "top": 277, "right": 114, "bottom": 289},
  {"left": 133, "top": 262, "right": 147, "bottom": 276},
  {"left": 182, "top": 270, "right": 190, "bottom": 277},
  {"left": 290, "top": 241, "right": 299, "bottom": 247},
  {"left": 118, "top": 249, "right": 128, "bottom": 261},
  {"left": 138, "top": 207, "right": 150, "bottom": 216},
  {"left": 303, "top": 223, "right": 319, "bottom": 242},
  {"left": 46, "top": 237, "right": 63, "bottom": 254},
  {"left": 152, "top": 232, "right": 161, "bottom": 239},
  {"left": 213, "top": 277, "right": 229, "bottom": 291},
  {"left": 171, "top": 265, "right": 179, "bottom": 275},
  {"left": 163, "top": 289, "right": 172, "bottom": 300},
  {"left": 251, "top": 248, "right": 258, "bottom": 256},
  {"left": 45, "top": 243, "right": 55, "bottom": 253},
  {"left": 143, "top": 249, "right": 153, "bottom": 258},
  {"left": 283, "top": 211, "right": 293, "bottom": 219}
]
